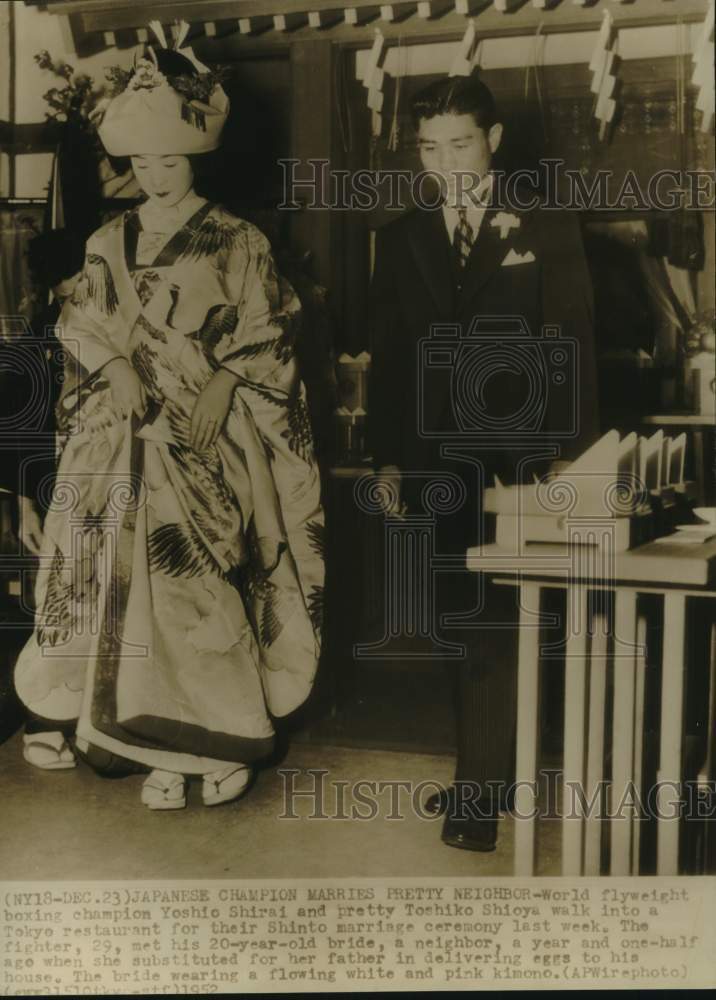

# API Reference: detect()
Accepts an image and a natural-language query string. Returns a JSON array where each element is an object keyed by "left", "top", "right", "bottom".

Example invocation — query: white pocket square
[{"left": 502, "top": 248, "right": 535, "bottom": 266}]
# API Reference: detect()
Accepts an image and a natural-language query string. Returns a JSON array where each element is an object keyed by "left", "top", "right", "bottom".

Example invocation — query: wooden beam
[
  {"left": 274, "top": 12, "right": 308, "bottom": 30},
  {"left": 308, "top": 9, "right": 344, "bottom": 28},
  {"left": 68, "top": 0, "right": 712, "bottom": 41},
  {"left": 237, "top": 15, "right": 274, "bottom": 34},
  {"left": 416, "top": 0, "right": 454, "bottom": 16},
  {"left": 344, "top": 5, "right": 381, "bottom": 25},
  {"left": 0, "top": 120, "right": 62, "bottom": 155}
]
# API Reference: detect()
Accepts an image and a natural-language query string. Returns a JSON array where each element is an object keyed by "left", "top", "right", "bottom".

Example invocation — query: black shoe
[
  {"left": 426, "top": 784, "right": 513, "bottom": 817},
  {"left": 441, "top": 811, "right": 498, "bottom": 853},
  {"left": 425, "top": 787, "right": 453, "bottom": 816}
]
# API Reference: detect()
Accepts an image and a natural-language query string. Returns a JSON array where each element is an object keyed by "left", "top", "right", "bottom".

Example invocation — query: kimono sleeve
[
  {"left": 57, "top": 233, "right": 128, "bottom": 380},
  {"left": 212, "top": 231, "right": 301, "bottom": 393}
]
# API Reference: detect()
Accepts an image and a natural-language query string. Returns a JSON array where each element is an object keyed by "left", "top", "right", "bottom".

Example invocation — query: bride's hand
[
  {"left": 190, "top": 368, "right": 239, "bottom": 451},
  {"left": 104, "top": 358, "right": 147, "bottom": 419}
]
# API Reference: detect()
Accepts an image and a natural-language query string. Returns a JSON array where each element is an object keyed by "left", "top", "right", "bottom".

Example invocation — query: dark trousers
[
  {"left": 451, "top": 578, "right": 518, "bottom": 792},
  {"left": 434, "top": 564, "right": 518, "bottom": 797},
  {"left": 426, "top": 454, "right": 520, "bottom": 799}
]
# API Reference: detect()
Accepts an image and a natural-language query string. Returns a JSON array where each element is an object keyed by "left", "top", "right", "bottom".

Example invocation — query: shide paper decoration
[
  {"left": 589, "top": 9, "right": 619, "bottom": 141},
  {"left": 691, "top": 0, "right": 715, "bottom": 133},
  {"left": 449, "top": 19, "right": 481, "bottom": 77},
  {"left": 362, "top": 28, "right": 387, "bottom": 137}
]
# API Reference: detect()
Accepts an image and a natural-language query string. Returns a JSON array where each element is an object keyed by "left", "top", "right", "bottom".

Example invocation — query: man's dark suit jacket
[
  {"left": 0, "top": 301, "right": 62, "bottom": 512},
  {"left": 368, "top": 189, "right": 600, "bottom": 525}
]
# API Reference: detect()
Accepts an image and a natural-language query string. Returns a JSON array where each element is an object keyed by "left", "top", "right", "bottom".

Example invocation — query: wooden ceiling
[{"left": 26, "top": 0, "right": 713, "bottom": 56}]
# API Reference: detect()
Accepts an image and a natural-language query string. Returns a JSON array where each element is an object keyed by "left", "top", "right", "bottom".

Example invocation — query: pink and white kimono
[{"left": 15, "top": 201, "right": 324, "bottom": 774}]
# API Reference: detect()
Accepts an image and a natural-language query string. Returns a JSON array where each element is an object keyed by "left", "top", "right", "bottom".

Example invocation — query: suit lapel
[
  {"left": 458, "top": 195, "right": 536, "bottom": 310},
  {"left": 459, "top": 204, "right": 505, "bottom": 302},
  {"left": 407, "top": 207, "right": 456, "bottom": 319}
]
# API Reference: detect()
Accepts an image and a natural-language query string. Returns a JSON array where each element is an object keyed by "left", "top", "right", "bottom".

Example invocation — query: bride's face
[{"left": 131, "top": 154, "right": 194, "bottom": 207}]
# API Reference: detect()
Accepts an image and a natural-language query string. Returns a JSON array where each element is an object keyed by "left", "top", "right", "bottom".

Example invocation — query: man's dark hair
[
  {"left": 27, "top": 230, "right": 85, "bottom": 289},
  {"left": 410, "top": 76, "right": 498, "bottom": 132}
]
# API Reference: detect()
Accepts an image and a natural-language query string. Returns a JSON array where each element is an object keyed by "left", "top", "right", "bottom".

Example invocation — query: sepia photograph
[{"left": 0, "top": 0, "right": 714, "bottom": 993}]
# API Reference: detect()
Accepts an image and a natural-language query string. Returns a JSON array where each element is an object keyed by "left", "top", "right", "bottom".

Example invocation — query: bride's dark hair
[{"left": 151, "top": 46, "right": 198, "bottom": 78}]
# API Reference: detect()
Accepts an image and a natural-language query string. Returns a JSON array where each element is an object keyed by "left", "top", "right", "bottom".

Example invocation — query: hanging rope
[
  {"left": 387, "top": 34, "right": 404, "bottom": 152},
  {"left": 524, "top": 21, "right": 546, "bottom": 140},
  {"left": 674, "top": 15, "right": 687, "bottom": 204},
  {"left": 334, "top": 50, "right": 351, "bottom": 154}
]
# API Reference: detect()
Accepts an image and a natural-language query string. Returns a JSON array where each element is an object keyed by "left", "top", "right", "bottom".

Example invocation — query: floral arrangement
[
  {"left": 35, "top": 48, "right": 231, "bottom": 131},
  {"left": 684, "top": 308, "right": 716, "bottom": 357},
  {"left": 34, "top": 50, "right": 99, "bottom": 128},
  {"left": 102, "top": 56, "right": 230, "bottom": 104}
]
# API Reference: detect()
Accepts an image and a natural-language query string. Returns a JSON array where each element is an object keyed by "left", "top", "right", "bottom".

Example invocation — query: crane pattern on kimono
[
  {"left": 55, "top": 369, "right": 112, "bottom": 439},
  {"left": 184, "top": 303, "right": 240, "bottom": 365},
  {"left": 167, "top": 436, "right": 242, "bottom": 543},
  {"left": 136, "top": 312, "right": 168, "bottom": 344},
  {"left": 133, "top": 269, "right": 162, "bottom": 308},
  {"left": 130, "top": 341, "right": 164, "bottom": 399},
  {"left": 217, "top": 316, "right": 294, "bottom": 367},
  {"left": 72, "top": 254, "right": 119, "bottom": 316},
  {"left": 37, "top": 519, "right": 107, "bottom": 648},
  {"left": 177, "top": 216, "right": 244, "bottom": 262},
  {"left": 147, "top": 519, "right": 232, "bottom": 581},
  {"left": 241, "top": 379, "right": 314, "bottom": 465},
  {"left": 237, "top": 526, "right": 295, "bottom": 649},
  {"left": 139, "top": 387, "right": 246, "bottom": 583},
  {"left": 305, "top": 519, "right": 325, "bottom": 633}
]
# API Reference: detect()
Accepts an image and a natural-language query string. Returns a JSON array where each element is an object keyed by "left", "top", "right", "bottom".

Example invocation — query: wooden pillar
[
  {"left": 289, "top": 40, "right": 342, "bottom": 311},
  {"left": 514, "top": 582, "right": 542, "bottom": 876}
]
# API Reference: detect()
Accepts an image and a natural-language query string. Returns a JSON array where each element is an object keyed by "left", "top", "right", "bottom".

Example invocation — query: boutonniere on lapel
[{"left": 490, "top": 212, "right": 521, "bottom": 240}]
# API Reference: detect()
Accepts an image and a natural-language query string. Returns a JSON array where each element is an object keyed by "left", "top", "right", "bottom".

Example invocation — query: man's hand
[
  {"left": 190, "top": 368, "right": 239, "bottom": 451},
  {"left": 18, "top": 495, "right": 43, "bottom": 555},
  {"left": 104, "top": 358, "right": 147, "bottom": 420},
  {"left": 375, "top": 464, "right": 406, "bottom": 517}
]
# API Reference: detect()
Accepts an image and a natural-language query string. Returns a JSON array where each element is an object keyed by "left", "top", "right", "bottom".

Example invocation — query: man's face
[
  {"left": 417, "top": 112, "right": 502, "bottom": 204},
  {"left": 130, "top": 154, "right": 194, "bottom": 207}
]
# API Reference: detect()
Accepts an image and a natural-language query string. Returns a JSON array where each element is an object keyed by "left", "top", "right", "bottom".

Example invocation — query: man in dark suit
[
  {"left": 367, "top": 76, "right": 599, "bottom": 852},
  {"left": 0, "top": 230, "right": 84, "bottom": 744},
  {"left": 0, "top": 229, "right": 84, "bottom": 552}
]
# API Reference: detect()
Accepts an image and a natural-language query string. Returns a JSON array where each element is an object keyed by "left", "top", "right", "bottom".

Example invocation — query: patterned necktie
[{"left": 453, "top": 207, "right": 474, "bottom": 268}]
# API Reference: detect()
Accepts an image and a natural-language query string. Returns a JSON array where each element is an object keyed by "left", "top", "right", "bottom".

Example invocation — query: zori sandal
[
  {"left": 202, "top": 765, "right": 252, "bottom": 807},
  {"left": 141, "top": 770, "right": 186, "bottom": 810},
  {"left": 23, "top": 732, "right": 76, "bottom": 770}
]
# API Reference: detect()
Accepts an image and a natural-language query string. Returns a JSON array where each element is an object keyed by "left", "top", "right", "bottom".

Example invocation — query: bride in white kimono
[{"left": 14, "top": 37, "right": 324, "bottom": 809}]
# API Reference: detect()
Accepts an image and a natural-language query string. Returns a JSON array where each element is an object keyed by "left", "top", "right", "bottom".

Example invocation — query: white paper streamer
[
  {"left": 449, "top": 19, "right": 477, "bottom": 77},
  {"left": 148, "top": 19, "right": 168, "bottom": 49},
  {"left": 589, "top": 10, "right": 619, "bottom": 140},
  {"left": 691, "top": 0, "right": 715, "bottom": 132},
  {"left": 362, "top": 28, "right": 387, "bottom": 136}
]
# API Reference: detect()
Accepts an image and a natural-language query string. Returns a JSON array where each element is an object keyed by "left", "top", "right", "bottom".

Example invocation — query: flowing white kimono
[{"left": 14, "top": 200, "right": 324, "bottom": 773}]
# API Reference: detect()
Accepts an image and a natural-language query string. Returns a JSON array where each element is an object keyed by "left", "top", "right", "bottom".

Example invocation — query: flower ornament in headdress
[
  {"left": 129, "top": 48, "right": 166, "bottom": 91},
  {"left": 95, "top": 19, "right": 229, "bottom": 156}
]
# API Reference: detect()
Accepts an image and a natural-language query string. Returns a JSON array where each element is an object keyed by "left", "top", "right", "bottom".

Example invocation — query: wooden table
[{"left": 466, "top": 537, "right": 716, "bottom": 877}]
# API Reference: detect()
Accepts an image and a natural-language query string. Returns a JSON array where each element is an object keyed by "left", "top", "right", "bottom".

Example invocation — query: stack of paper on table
[{"left": 484, "top": 430, "right": 690, "bottom": 551}]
